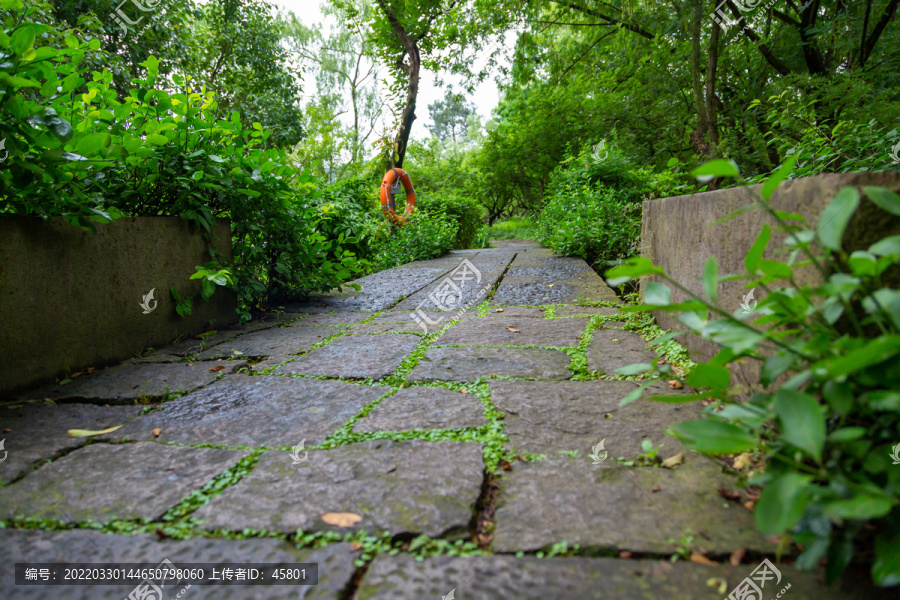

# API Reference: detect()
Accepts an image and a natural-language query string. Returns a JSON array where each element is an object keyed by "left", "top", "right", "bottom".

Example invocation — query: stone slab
[
  {"left": 197, "top": 326, "right": 329, "bottom": 360},
  {"left": 587, "top": 329, "right": 658, "bottom": 375},
  {"left": 347, "top": 323, "right": 423, "bottom": 335},
  {"left": 195, "top": 440, "right": 484, "bottom": 537},
  {"left": 293, "top": 312, "right": 373, "bottom": 326},
  {"left": 111, "top": 375, "right": 384, "bottom": 447},
  {"left": 0, "top": 529, "right": 356, "bottom": 599},
  {"left": 553, "top": 305, "right": 620, "bottom": 317},
  {"left": 277, "top": 334, "right": 421, "bottom": 380},
  {"left": 356, "top": 554, "right": 873, "bottom": 600},
  {"left": 492, "top": 457, "right": 772, "bottom": 554},
  {"left": 492, "top": 256, "right": 618, "bottom": 305},
  {"left": 439, "top": 318, "right": 586, "bottom": 347},
  {"left": 408, "top": 347, "right": 572, "bottom": 382},
  {"left": 0, "top": 403, "right": 140, "bottom": 483},
  {"left": 483, "top": 307, "right": 548, "bottom": 318},
  {"left": 371, "top": 310, "right": 475, "bottom": 326},
  {"left": 0, "top": 443, "right": 247, "bottom": 522},
  {"left": 392, "top": 267, "right": 506, "bottom": 313},
  {"left": 489, "top": 380, "right": 699, "bottom": 458},
  {"left": 353, "top": 387, "right": 488, "bottom": 432},
  {"left": 286, "top": 267, "right": 449, "bottom": 312},
  {"left": 19, "top": 361, "right": 247, "bottom": 404}
]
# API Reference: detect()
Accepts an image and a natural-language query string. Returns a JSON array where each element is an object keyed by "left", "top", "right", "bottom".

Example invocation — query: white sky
[{"left": 272, "top": 0, "right": 502, "bottom": 140}]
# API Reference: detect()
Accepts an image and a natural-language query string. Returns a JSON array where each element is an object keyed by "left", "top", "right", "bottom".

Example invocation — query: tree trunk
[{"left": 690, "top": 0, "right": 710, "bottom": 156}]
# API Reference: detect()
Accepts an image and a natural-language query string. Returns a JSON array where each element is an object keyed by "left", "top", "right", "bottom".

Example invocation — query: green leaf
[
  {"left": 745, "top": 224, "right": 771, "bottom": 274},
  {"left": 822, "top": 335, "right": 900, "bottom": 378},
  {"left": 690, "top": 159, "right": 740, "bottom": 179},
  {"left": 702, "top": 257, "right": 718, "bottom": 302},
  {"left": 754, "top": 473, "right": 813, "bottom": 534},
  {"left": 68, "top": 425, "right": 122, "bottom": 438},
  {"left": 848, "top": 250, "right": 877, "bottom": 277},
  {"left": 65, "top": 35, "right": 80, "bottom": 49},
  {"left": 873, "top": 526, "right": 900, "bottom": 586},
  {"left": 868, "top": 235, "right": 900, "bottom": 257},
  {"left": 145, "top": 133, "right": 169, "bottom": 145},
  {"left": 863, "top": 186, "right": 900, "bottom": 216},
  {"left": 821, "top": 494, "right": 893, "bottom": 520},
  {"left": 615, "top": 363, "right": 653, "bottom": 376},
  {"left": 826, "top": 427, "right": 866, "bottom": 442},
  {"left": 10, "top": 24, "right": 35, "bottom": 54},
  {"left": 773, "top": 389, "right": 825, "bottom": 462},
  {"left": 643, "top": 282, "right": 671, "bottom": 305},
  {"left": 816, "top": 187, "right": 860, "bottom": 251},
  {"left": 201, "top": 278, "right": 215, "bottom": 300},
  {"left": 686, "top": 363, "right": 730, "bottom": 390},
  {"left": 761, "top": 156, "right": 797, "bottom": 201},
  {"left": 605, "top": 257, "right": 665, "bottom": 287},
  {"left": 669, "top": 419, "right": 757, "bottom": 454}
]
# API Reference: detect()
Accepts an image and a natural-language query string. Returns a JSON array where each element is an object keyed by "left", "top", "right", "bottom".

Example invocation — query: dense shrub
[
  {"left": 416, "top": 193, "right": 484, "bottom": 249},
  {"left": 609, "top": 160, "right": 900, "bottom": 587},
  {"left": 372, "top": 212, "right": 457, "bottom": 270}
]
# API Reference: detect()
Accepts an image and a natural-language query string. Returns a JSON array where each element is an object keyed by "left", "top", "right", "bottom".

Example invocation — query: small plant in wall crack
[{"left": 171, "top": 263, "right": 235, "bottom": 317}]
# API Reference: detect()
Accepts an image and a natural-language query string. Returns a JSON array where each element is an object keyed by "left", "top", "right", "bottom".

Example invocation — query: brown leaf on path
[
  {"left": 152, "top": 428, "right": 162, "bottom": 438},
  {"left": 71, "top": 372, "right": 83, "bottom": 379},
  {"left": 186, "top": 363, "right": 193, "bottom": 367},
  {"left": 651, "top": 484, "right": 661, "bottom": 493},
  {"left": 729, "top": 548, "right": 746, "bottom": 566},
  {"left": 321, "top": 512, "right": 362, "bottom": 528},
  {"left": 85, "top": 367, "right": 95, "bottom": 374},
  {"left": 3, "top": 428, "right": 11, "bottom": 433},
  {"left": 690, "top": 552, "right": 716, "bottom": 565},
  {"left": 350, "top": 542, "right": 363, "bottom": 552},
  {"left": 209, "top": 366, "right": 225, "bottom": 372},
  {"left": 495, "top": 308, "right": 504, "bottom": 313},
  {"left": 744, "top": 500, "right": 755, "bottom": 512},
  {"left": 660, "top": 453, "right": 684, "bottom": 468},
  {"left": 460, "top": 389, "right": 469, "bottom": 394},
  {"left": 668, "top": 380, "right": 683, "bottom": 389},
  {"left": 501, "top": 460, "right": 513, "bottom": 471},
  {"left": 506, "top": 326, "right": 520, "bottom": 333},
  {"left": 619, "top": 551, "right": 632, "bottom": 558},
  {"left": 732, "top": 452, "right": 752, "bottom": 470},
  {"left": 717, "top": 487, "right": 742, "bottom": 502}
]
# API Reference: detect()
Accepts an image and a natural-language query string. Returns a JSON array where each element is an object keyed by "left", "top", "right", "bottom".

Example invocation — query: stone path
[{"left": 0, "top": 241, "right": 875, "bottom": 598}]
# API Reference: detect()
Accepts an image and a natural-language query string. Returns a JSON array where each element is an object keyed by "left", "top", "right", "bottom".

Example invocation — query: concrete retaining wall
[
  {"left": 640, "top": 172, "right": 900, "bottom": 394},
  {"left": 0, "top": 217, "right": 237, "bottom": 395}
]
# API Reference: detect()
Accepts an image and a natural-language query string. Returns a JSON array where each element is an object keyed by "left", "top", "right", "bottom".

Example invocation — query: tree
[{"left": 427, "top": 89, "right": 476, "bottom": 144}]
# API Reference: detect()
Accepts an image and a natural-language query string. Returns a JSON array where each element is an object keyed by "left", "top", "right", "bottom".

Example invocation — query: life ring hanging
[{"left": 380, "top": 168, "right": 416, "bottom": 225}]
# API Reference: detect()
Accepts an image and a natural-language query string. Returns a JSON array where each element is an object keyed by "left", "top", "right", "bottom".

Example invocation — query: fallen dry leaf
[
  {"left": 744, "top": 500, "right": 755, "bottom": 512},
  {"left": 152, "top": 428, "right": 162, "bottom": 438},
  {"left": 547, "top": 284, "right": 554, "bottom": 287},
  {"left": 619, "top": 551, "right": 632, "bottom": 558},
  {"left": 209, "top": 366, "right": 226, "bottom": 372},
  {"left": 668, "top": 380, "right": 684, "bottom": 389},
  {"left": 690, "top": 553, "right": 716, "bottom": 566},
  {"left": 71, "top": 372, "right": 83, "bottom": 379},
  {"left": 732, "top": 452, "right": 752, "bottom": 471},
  {"left": 729, "top": 548, "right": 746, "bottom": 566},
  {"left": 350, "top": 542, "right": 364, "bottom": 552},
  {"left": 717, "top": 487, "right": 742, "bottom": 502},
  {"left": 85, "top": 367, "right": 95, "bottom": 374},
  {"left": 516, "top": 455, "right": 526, "bottom": 462},
  {"left": 613, "top": 338, "right": 621, "bottom": 342},
  {"left": 495, "top": 308, "right": 504, "bottom": 313},
  {"left": 186, "top": 363, "right": 193, "bottom": 367},
  {"left": 460, "top": 389, "right": 469, "bottom": 394},
  {"left": 506, "top": 326, "right": 520, "bottom": 333},
  {"left": 67, "top": 425, "right": 123, "bottom": 438},
  {"left": 651, "top": 484, "right": 661, "bottom": 493},
  {"left": 501, "top": 460, "right": 513, "bottom": 471},
  {"left": 660, "top": 452, "right": 684, "bottom": 469},
  {"left": 321, "top": 512, "right": 362, "bottom": 528},
  {"left": 542, "top": 296, "right": 549, "bottom": 300}
]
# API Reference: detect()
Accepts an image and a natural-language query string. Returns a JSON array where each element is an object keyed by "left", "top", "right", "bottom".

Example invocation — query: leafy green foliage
[
  {"left": 608, "top": 165, "right": 900, "bottom": 586},
  {"left": 416, "top": 193, "right": 484, "bottom": 249}
]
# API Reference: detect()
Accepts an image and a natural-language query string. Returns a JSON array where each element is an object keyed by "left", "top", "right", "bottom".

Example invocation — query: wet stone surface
[
  {"left": 0, "top": 403, "right": 140, "bottom": 483},
  {"left": 197, "top": 326, "right": 328, "bottom": 360},
  {"left": 0, "top": 443, "right": 247, "bottom": 522},
  {"left": 111, "top": 375, "right": 384, "bottom": 447},
  {"left": 587, "top": 329, "right": 658, "bottom": 375},
  {"left": 356, "top": 554, "right": 869, "bottom": 600},
  {"left": 195, "top": 440, "right": 483, "bottom": 537},
  {"left": 553, "top": 305, "right": 620, "bottom": 317},
  {"left": 19, "top": 361, "right": 247, "bottom": 404},
  {"left": 439, "top": 317, "right": 586, "bottom": 347},
  {"left": 408, "top": 347, "right": 572, "bottom": 382},
  {"left": 489, "top": 380, "right": 699, "bottom": 458},
  {"left": 353, "top": 386, "right": 488, "bottom": 432},
  {"left": 277, "top": 334, "right": 421, "bottom": 380},
  {"left": 347, "top": 322, "right": 423, "bottom": 335},
  {"left": 293, "top": 312, "right": 373, "bottom": 327},
  {"left": 492, "top": 456, "right": 773, "bottom": 555},
  {"left": 483, "top": 307, "right": 548, "bottom": 318},
  {"left": 371, "top": 310, "right": 475, "bottom": 325},
  {"left": 0, "top": 529, "right": 356, "bottom": 599}
]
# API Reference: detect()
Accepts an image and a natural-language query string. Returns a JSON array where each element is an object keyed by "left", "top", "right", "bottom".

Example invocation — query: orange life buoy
[{"left": 380, "top": 168, "right": 416, "bottom": 225}]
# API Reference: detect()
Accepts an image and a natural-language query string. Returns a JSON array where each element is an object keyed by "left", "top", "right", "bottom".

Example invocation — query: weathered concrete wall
[
  {"left": 641, "top": 172, "right": 900, "bottom": 393},
  {"left": 0, "top": 217, "right": 237, "bottom": 395}
]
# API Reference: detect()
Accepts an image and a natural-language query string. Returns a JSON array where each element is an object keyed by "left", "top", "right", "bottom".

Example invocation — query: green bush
[
  {"left": 489, "top": 217, "right": 537, "bottom": 240},
  {"left": 608, "top": 159, "right": 900, "bottom": 587},
  {"left": 536, "top": 185, "right": 641, "bottom": 268},
  {"left": 0, "top": 3, "right": 363, "bottom": 321},
  {"left": 416, "top": 193, "right": 484, "bottom": 249},
  {"left": 373, "top": 212, "right": 457, "bottom": 271}
]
